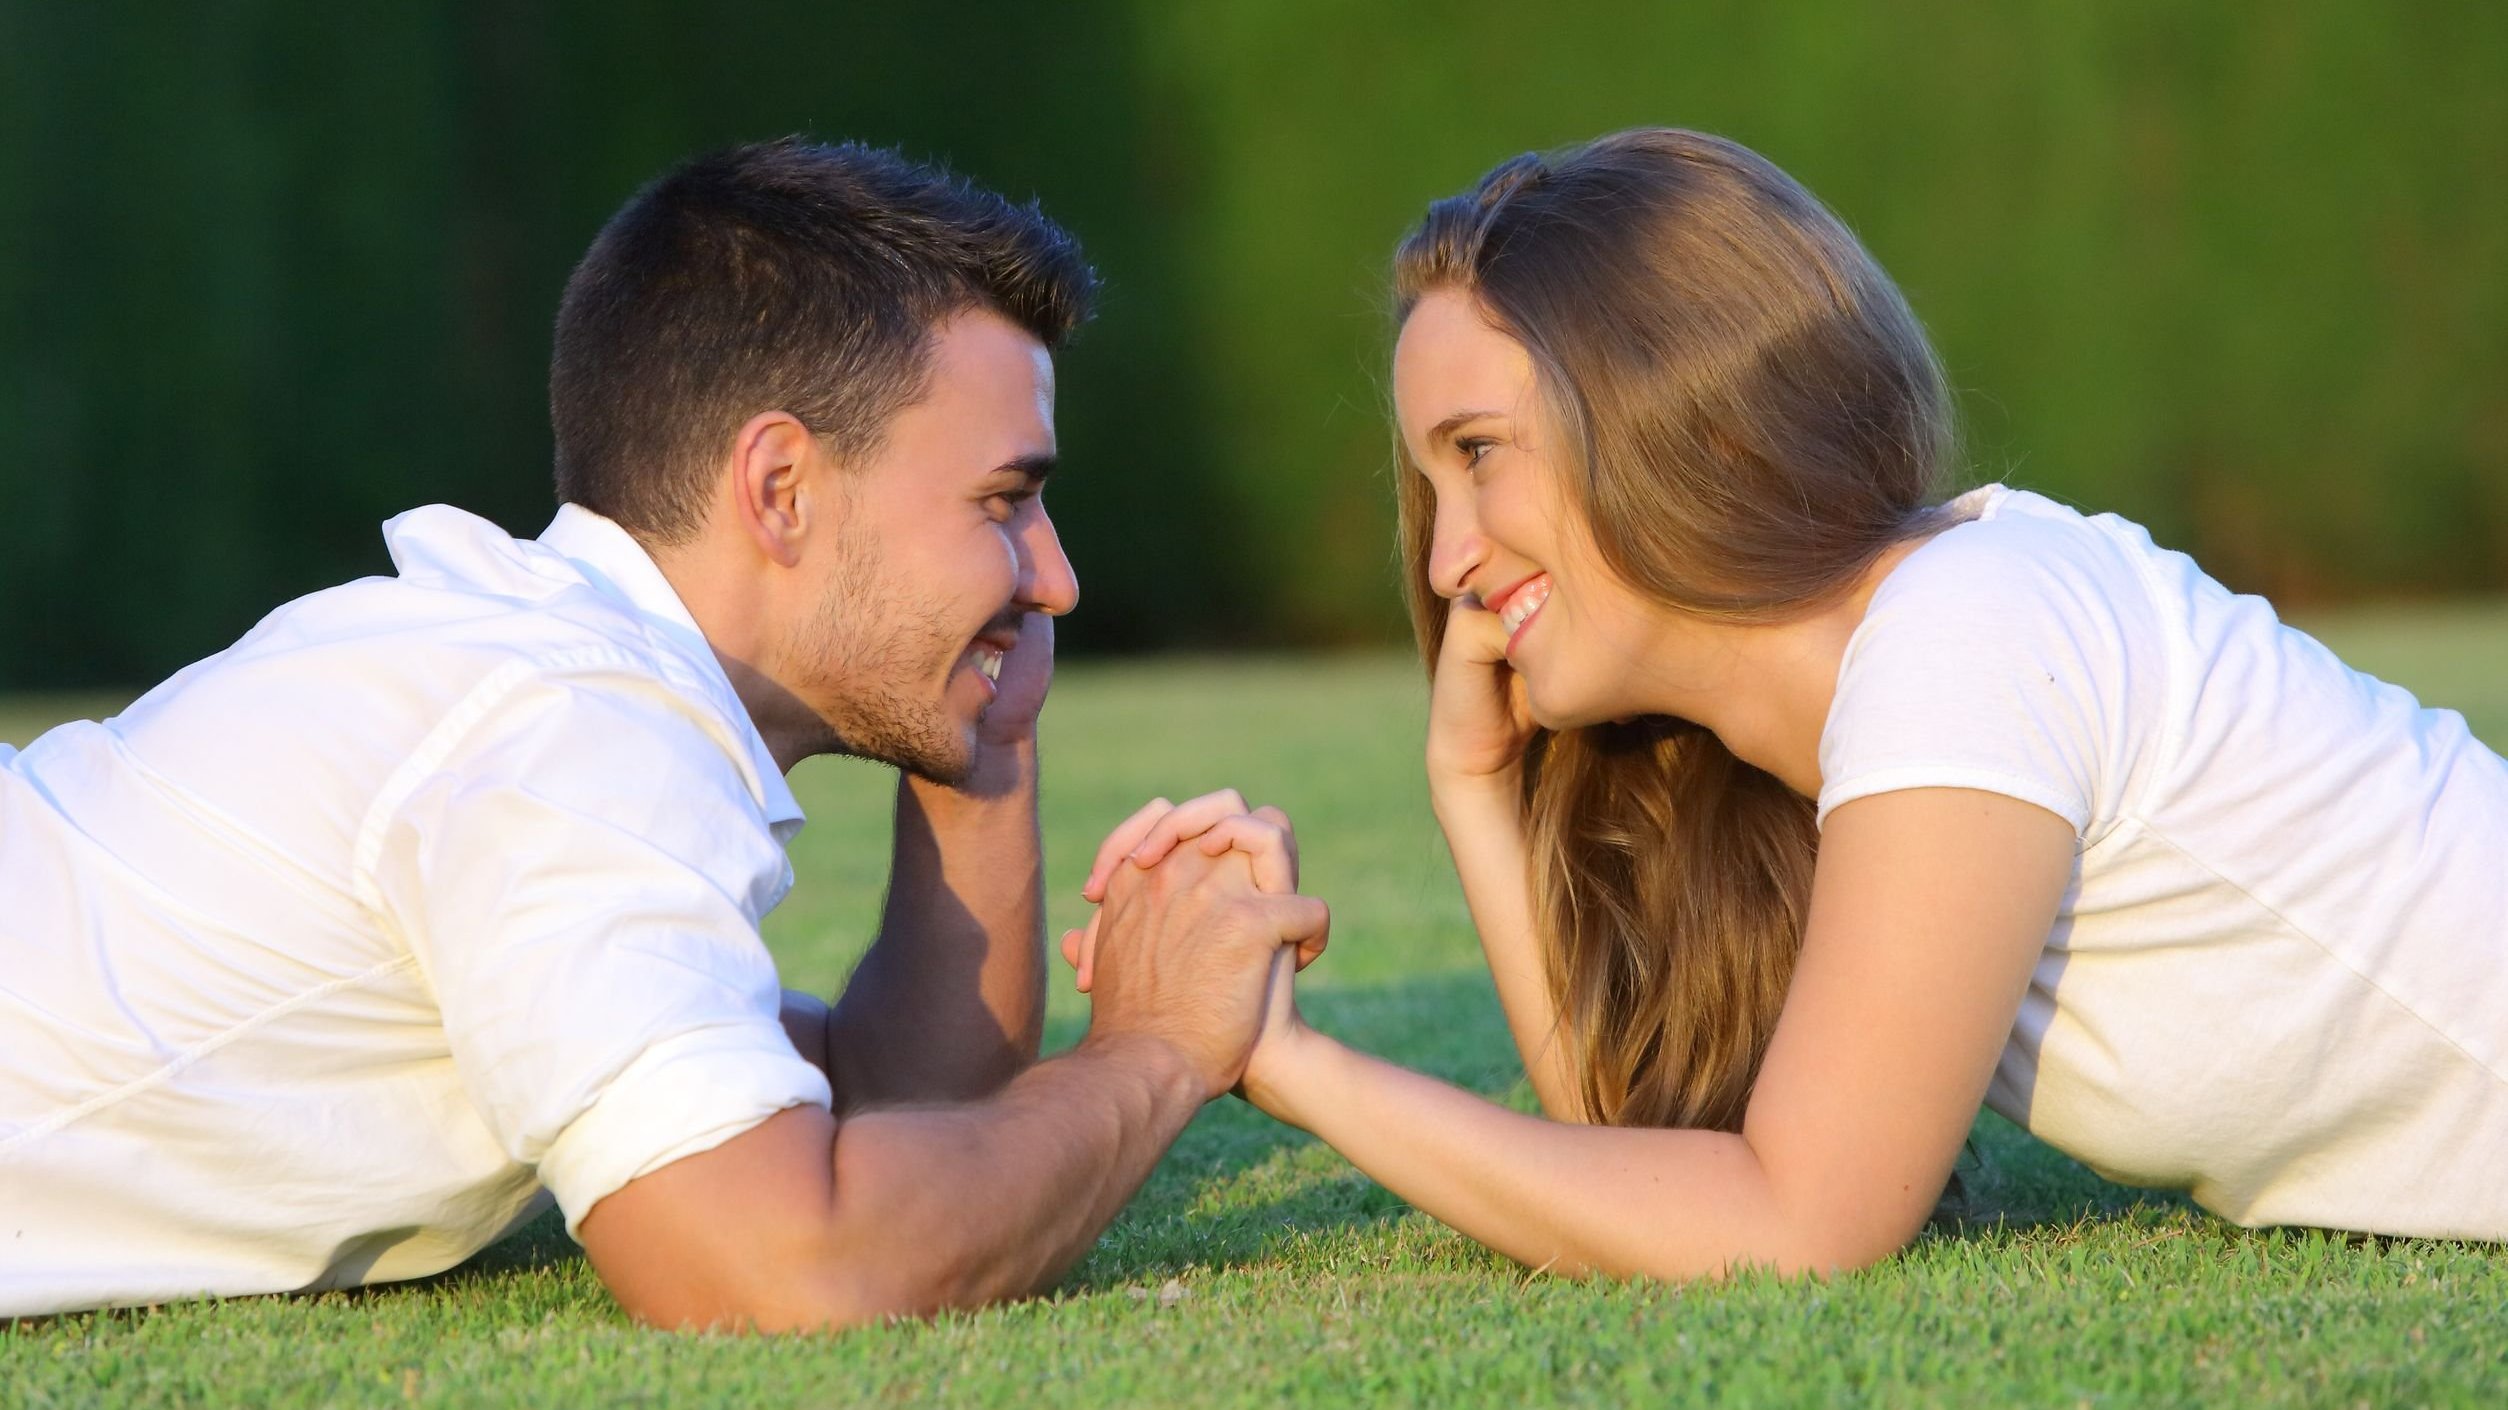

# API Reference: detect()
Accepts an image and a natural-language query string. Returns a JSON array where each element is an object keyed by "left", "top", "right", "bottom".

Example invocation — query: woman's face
[{"left": 1394, "top": 289, "right": 1685, "bottom": 728}]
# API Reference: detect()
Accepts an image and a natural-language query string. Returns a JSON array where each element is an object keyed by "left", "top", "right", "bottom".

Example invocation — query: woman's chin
[
  {"left": 1522, "top": 685, "right": 1587, "bottom": 733},
  {"left": 1526, "top": 681, "right": 1648, "bottom": 735}
]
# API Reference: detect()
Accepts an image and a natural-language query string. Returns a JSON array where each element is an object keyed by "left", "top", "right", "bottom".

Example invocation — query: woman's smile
[{"left": 1491, "top": 572, "right": 1552, "bottom": 656}]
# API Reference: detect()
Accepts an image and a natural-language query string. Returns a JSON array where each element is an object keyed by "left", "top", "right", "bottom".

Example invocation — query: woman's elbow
[{"left": 1592, "top": 1216, "right": 1916, "bottom": 1287}]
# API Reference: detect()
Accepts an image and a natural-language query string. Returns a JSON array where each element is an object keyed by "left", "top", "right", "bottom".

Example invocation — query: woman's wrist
[
  {"left": 1241, "top": 1022, "right": 1341, "bottom": 1131},
  {"left": 1427, "top": 762, "right": 1522, "bottom": 821}
]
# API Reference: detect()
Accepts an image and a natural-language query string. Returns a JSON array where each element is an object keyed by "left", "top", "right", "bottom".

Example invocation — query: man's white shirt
[{"left": 0, "top": 504, "right": 832, "bottom": 1318}]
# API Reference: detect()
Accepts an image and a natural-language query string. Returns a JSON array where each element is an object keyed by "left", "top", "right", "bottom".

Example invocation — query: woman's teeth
[{"left": 1500, "top": 576, "right": 1551, "bottom": 633}]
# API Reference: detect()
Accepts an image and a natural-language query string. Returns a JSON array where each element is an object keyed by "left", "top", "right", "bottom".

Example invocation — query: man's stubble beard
[{"left": 799, "top": 529, "right": 982, "bottom": 787}]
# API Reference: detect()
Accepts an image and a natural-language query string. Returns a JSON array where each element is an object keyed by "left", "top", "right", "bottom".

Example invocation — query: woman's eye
[{"left": 1458, "top": 438, "right": 1495, "bottom": 470}]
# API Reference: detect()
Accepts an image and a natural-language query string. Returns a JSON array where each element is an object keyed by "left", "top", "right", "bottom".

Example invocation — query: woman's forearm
[
  {"left": 1430, "top": 774, "right": 1581, "bottom": 1116},
  {"left": 1260, "top": 1031, "right": 1821, "bottom": 1281}
]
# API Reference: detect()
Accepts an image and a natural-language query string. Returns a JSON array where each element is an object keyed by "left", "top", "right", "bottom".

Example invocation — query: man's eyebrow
[{"left": 995, "top": 453, "right": 1056, "bottom": 484}]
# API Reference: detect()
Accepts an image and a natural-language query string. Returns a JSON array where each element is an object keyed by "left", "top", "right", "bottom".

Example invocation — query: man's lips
[{"left": 961, "top": 619, "right": 1023, "bottom": 695}]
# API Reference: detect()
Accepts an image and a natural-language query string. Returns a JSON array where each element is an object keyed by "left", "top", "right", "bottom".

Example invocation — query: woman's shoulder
[
  {"left": 1860, "top": 485, "right": 2168, "bottom": 650},
  {"left": 1896, "top": 484, "right": 2152, "bottom": 585},
  {"left": 1820, "top": 486, "right": 2177, "bottom": 839}
]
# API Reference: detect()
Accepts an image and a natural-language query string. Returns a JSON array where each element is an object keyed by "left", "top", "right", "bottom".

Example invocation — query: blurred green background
[{"left": 3, "top": 2, "right": 2502, "bottom": 688}]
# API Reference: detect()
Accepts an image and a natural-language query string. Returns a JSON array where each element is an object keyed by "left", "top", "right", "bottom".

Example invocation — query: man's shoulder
[
  {"left": 241, "top": 508, "right": 712, "bottom": 700},
  {"left": 126, "top": 510, "right": 739, "bottom": 783}
]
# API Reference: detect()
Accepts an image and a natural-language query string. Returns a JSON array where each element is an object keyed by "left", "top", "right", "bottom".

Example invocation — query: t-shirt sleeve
[
  {"left": 1817, "top": 515, "right": 2154, "bottom": 843},
  {"left": 362, "top": 662, "right": 831, "bottom": 1236}
]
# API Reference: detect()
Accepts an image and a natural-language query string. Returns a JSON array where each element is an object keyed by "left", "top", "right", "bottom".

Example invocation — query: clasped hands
[{"left": 1061, "top": 790, "right": 1325, "bottom": 1114}]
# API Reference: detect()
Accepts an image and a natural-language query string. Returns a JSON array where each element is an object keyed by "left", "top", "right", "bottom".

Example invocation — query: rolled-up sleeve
[{"left": 362, "top": 659, "right": 831, "bottom": 1235}]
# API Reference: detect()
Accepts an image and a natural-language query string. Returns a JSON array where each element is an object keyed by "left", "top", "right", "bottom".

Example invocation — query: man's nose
[{"left": 1019, "top": 506, "right": 1080, "bottom": 617}]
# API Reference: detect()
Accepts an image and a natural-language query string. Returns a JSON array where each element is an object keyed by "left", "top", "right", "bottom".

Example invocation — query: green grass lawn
[{"left": 7, "top": 602, "right": 2508, "bottom": 1406}]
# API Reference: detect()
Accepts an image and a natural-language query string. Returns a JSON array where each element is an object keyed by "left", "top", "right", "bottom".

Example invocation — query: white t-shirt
[
  {"left": 1819, "top": 485, "right": 2508, "bottom": 1239},
  {"left": 0, "top": 504, "right": 832, "bottom": 1317}
]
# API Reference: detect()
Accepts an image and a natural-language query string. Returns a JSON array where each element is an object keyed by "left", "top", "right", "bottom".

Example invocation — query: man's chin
[
  {"left": 895, "top": 739, "right": 977, "bottom": 789},
  {"left": 826, "top": 708, "right": 977, "bottom": 789}
]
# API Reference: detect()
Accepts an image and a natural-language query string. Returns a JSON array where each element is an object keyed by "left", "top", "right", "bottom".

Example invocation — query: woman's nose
[{"left": 1426, "top": 499, "right": 1486, "bottom": 602}]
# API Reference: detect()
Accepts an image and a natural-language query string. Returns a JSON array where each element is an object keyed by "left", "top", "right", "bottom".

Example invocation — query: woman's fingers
[
  {"left": 1124, "top": 788, "right": 1252, "bottom": 870},
  {"left": 1079, "top": 793, "right": 1314, "bottom": 993},
  {"left": 1081, "top": 796, "right": 1174, "bottom": 902},
  {"left": 1253, "top": 805, "right": 1298, "bottom": 881},
  {"left": 1190, "top": 811, "right": 1300, "bottom": 894},
  {"left": 1089, "top": 787, "right": 1256, "bottom": 901},
  {"left": 1083, "top": 789, "right": 1279, "bottom": 903},
  {"left": 1442, "top": 593, "right": 1514, "bottom": 664},
  {"left": 1071, "top": 910, "right": 1104, "bottom": 993}
]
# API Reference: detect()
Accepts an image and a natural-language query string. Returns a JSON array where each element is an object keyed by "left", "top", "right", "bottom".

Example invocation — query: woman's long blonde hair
[{"left": 1393, "top": 129, "right": 1959, "bottom": 1131}]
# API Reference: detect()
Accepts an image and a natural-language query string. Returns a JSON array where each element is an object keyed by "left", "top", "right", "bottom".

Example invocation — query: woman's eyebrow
[{"left": 1426, "top": 409, "right": 1504, "bottom": 444}]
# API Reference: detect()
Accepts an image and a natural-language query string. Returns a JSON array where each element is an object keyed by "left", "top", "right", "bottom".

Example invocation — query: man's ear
[{"left": 726, "top": 411, "right": 825, "bottom": 569}]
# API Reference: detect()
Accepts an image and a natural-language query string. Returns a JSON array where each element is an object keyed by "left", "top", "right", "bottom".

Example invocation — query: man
[{"left": 0, "top": 139, "right": 1322, "bottom": 1328}]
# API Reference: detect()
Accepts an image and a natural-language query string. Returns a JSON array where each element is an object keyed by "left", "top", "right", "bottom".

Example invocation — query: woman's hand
[
  {"left": 1062, "top": 790, "right": 1322, "bottom": 993},
  {"left": 1424, "top": 599, "right": 1536, "bottom": 794},
  {"left": 1234, "top": 947, "right": 1321, "bottom": 1123}
]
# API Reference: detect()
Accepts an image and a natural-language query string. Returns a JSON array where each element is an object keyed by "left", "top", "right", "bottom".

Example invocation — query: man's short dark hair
[{"left": 550, "top": 138, "right": 1096, "bottom": 543}]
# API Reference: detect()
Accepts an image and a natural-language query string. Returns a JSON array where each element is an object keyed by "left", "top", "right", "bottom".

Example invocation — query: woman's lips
[{"left": 1496, "top": 574, "right": 1551, "bottom": 656}]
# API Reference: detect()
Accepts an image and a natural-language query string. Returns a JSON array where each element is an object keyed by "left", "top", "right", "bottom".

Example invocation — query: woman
[{"left": 1075, "top": 128, "right": 2508, "bottom": 1278}]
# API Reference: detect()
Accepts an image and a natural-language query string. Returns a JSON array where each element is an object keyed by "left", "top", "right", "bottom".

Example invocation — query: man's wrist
[
  {"left": 912, "top": 734, "right": 1039, "bottom": 813},
  {"left": 1076, "top": 1028, "right": 1211, "bottom": 1111}
]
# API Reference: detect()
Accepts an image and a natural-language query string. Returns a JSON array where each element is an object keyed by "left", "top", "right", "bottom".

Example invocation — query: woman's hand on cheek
[{"left": 1425, "top": 600, "right": 1537, "bottom": 792}]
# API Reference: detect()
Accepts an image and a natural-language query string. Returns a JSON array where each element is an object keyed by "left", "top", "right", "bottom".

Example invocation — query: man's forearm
[
  {"left": 581, "top": 1030, "right": 1208, "bottom": 1331},
  {"left": 825, "top": 743, "right": 1048, "bottom": 1108},
  {"left": 822, "top": 1032, "right": 1202, "bottom": 1316}
]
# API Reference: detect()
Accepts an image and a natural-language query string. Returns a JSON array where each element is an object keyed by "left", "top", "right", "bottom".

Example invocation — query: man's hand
[
  {"left": 825, "top": 609, "right": 1053, "bottom": 1110},
  {"left": 1080, "top": 843, "right": 1328, "bottom": 1101},
  {"left": 955, "top": 610, "right": 1056, "bottom": 801}
]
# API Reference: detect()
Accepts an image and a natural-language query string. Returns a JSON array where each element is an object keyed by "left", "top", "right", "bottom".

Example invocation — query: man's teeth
[
  {"left": 1500, "top": 577, "right": 1551, "bottom": 633},
  {"left": 977, "top": 648, "right": 1004, "bottom": 683}
]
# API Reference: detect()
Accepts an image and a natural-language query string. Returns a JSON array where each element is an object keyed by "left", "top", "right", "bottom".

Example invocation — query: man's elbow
[{"left": 609, "top": 1257, "right": 1009, "bottom": 1336}]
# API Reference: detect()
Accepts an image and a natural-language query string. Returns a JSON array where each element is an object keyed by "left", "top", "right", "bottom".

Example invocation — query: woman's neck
[{"left": 1635, "top": 540, "right": 1924, "bottom": 798}]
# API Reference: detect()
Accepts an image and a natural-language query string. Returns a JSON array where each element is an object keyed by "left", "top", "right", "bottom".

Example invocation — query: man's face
[{"left": 795, "top": 308, "right": 1077, "bottom": 783}]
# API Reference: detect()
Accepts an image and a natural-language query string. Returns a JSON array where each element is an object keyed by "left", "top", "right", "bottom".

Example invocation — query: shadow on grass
[
  {"left": 412, "top": 969, "right": 2191, "bottom": 1298},
  {"left": 1938, "top": 1113, "right": 2198, "bottom": 1238},
  {"left": 1070, "top": 968, "right": 2194, "bottom": 1286},
  {"left": 1069, "top": 970, "right": 1539, "bottom": 1287},
  {"left": 351, "top": 1205, "right": 585, "bottom": 1306}
]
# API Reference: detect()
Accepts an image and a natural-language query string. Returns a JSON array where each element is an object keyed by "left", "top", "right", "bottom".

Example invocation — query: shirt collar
[{"left": 537, "top": 503, "right": 804, "bottom": 839}]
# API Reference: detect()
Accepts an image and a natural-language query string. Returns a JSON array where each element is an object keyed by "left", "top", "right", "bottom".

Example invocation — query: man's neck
[{"left": 645, "top": 539, "right": 825, "bottom": 774}]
